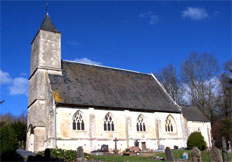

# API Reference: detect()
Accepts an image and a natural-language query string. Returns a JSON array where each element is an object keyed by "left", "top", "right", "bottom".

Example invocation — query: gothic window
[
  {"left": 137, "top": 114, "right": 146, "bottom": 132},
  {"left": 73, "top": 111, "right": 85, "bottom": 130},
  {"left": 165, "top": 115, "right": 175, "bottom": 132},
  {"left": 104, "top": 113, "right": 114, "bottom": 131}
]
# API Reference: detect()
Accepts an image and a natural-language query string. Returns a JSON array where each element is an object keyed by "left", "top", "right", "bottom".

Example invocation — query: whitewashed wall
[
  {"left": 56, "top": 107, "right": 185, "bottom": 153},
  {"left": 186, "top": 121, "right": 212, "bottom": 148}
]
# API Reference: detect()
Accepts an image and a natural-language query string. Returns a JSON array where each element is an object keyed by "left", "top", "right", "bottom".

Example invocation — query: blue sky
[{"left": 0, "top": 1, "right": 231, "bottom": 115}]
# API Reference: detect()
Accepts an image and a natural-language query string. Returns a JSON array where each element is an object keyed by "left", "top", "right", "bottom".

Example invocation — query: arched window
[
  {"left": 104, "top": 113, "right": 114, "bottom": 131},
  {"left": 137, "top": 114, "right": 146, "bottom": 132},
  {"left": 73, "top": 111, "right": 85, "bottom": 130},
  {"left": 165, "top": 115, "right": 175, "bottom": 132}
]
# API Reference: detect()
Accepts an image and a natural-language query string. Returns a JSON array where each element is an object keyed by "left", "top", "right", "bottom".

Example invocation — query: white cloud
[
  {"left": 139, "top": 11, "right": 154, "bottom": 18},
  {"left": 72, "top": 57, "right": 101, "bottom": 65},
  {"left": 0, "top": 69, "right": 28, "bottom": 96},
  {"left": 9, "top": 77, "right": 28, "bottom": 96},
  {"left": 150, "top": 15, "right": 159, "bottom": 24},
  {"left": 139, "top": 11, "right": 159, "bottom": 25},
  {"left": 0, "top": 70, "right": 12, "bottom": 85},
  {"left": 67, "top": 41, "right": 80, "bottom": 46},
  {"left": 182, "top": 7, "right": 208, "bottom": 20}
]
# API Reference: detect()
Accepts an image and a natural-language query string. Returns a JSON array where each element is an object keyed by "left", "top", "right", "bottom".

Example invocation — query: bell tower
[{"left": 27, "top": 13, "right": 61, "bottom": 152}]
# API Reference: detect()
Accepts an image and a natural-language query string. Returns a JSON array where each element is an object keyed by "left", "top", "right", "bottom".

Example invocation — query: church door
[{"left": 142, "top": 142, "right": 146, "bottom": 150}]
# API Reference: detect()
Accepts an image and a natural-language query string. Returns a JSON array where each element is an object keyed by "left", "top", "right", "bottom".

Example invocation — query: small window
[
  {"left": 137, "top": 115, "right": 146, "bottom": 132},
  {"left": 104, "top": 113, "right": 114, "bottom": 131},
  {"left": 73, "top": 111, "right": 84, "bottom": 130}
]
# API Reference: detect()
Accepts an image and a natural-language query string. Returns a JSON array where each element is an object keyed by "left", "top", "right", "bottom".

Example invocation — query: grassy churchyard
[{"left": 89, "top": 150, "right": 232, "bottom": 162}]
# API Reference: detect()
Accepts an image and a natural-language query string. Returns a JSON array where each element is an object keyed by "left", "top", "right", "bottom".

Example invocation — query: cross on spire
[{"left": 45, "top": 2, "right": 48, "bottom": 15}]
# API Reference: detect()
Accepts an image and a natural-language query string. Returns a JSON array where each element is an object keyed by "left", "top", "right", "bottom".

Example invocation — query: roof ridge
[{"left": 62, "top": 60, "right": 151, "bottom": 76}]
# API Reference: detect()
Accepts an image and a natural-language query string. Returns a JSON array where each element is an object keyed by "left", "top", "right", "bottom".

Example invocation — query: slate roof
[
  {"left": 48, "top": 60, "right": 181, "bottom": 113},
  {"left": 40, "top": 14, "right": 60, "bottom": 33},
  {"left": 182, "top": 106, "right": 210, "bottom": 122}
]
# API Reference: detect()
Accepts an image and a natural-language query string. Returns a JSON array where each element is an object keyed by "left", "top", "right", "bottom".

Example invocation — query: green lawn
[{"left": 89, "top": 150, "right": 232, "bottom": 162}]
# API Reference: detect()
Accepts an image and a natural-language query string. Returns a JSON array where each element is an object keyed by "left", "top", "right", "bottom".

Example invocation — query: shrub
[
  {"left": 187, "top": 132, "right": 207, "bottom": 151},
  {"left": 37, "top": 148, "right": 78, "bottom": 162}
]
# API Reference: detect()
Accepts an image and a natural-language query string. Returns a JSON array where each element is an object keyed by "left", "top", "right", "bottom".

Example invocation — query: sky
[{"left": 0, "top": 1, "right": 231, "bottom": 116}]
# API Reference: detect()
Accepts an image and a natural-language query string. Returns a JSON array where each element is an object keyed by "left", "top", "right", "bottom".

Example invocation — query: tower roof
[{"left": 40, "top": 13, "right": 60, "bottom": 33}]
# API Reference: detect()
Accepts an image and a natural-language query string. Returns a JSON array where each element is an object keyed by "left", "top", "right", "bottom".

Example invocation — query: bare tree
[
  {"left": 219, "top": 60, "right": 232, "bottom": 155},
  {"left": 220, "top": 60, "right": 232, "bottom": 118},
  {"left": 156, "top": 64, "right": 184, "bottom": 105},
  {"left": 180, "top": 53, "right": 220, "bottom": 120}
]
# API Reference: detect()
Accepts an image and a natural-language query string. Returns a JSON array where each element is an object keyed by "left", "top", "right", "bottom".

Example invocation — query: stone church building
[{"left": 26, "top": 14, "right": 212, "bottom": 153}]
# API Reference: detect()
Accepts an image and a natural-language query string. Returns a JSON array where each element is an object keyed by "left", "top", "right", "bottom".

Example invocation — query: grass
[
  {"left": 89, "top": 150, "right": 232, "bottom": 162},
  {"left": 89, "top": 155, "right": 159, "bottom": 162}
]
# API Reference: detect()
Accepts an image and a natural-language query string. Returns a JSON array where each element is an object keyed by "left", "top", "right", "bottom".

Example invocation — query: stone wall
[{"left": 27, "top": 29, "right": 62, "bottom": 152}]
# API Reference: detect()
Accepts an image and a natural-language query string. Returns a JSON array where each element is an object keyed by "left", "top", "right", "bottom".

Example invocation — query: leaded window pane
[
  {"left": 165, "top": 115, "right": 175, "bottom": 132},
  {"left": 73, "top": 122, "right": 76, "bottom": 130},
  {"left": 137, "top": 115, "right": 146, "bottom": 132},
  {"left": 104, "top": 113, "right": 114, "bottom": 131},
  {"left": 73, "top": 111, "right": 85, "bottom": 131}
]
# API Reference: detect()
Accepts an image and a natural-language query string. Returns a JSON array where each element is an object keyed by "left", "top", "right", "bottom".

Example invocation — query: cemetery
[{"left": 26, "top": 146, "right": 230, "bottom": 162}]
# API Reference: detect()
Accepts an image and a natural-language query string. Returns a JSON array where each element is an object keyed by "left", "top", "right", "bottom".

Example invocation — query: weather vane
[{"left": 45, "top": 2, "right": 48, "bottom": 15}]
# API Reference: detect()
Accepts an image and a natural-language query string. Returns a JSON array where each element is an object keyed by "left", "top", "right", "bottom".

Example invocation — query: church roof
[
  {"left": 48, "top": 60, "right": 181, "bottom": 113},
  {"left": 40, "top": 14, "right": 60, "bottom": 33},
  {"left": 182, "top": 106, "right": 210, "bottom": 122}
]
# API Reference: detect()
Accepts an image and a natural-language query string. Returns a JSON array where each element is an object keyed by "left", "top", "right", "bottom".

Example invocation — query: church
[{"left": 26, "top": 13, "right": 212, "bottom": 153}]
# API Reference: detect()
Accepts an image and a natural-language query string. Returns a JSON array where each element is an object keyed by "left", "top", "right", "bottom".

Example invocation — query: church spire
[{"left": 40, "top": 14, "right": 60, "bottom": 33}]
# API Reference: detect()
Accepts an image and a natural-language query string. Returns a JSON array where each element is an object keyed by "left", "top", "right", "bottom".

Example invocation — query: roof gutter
[{"left": 55, "top": 102, "right": 181, "bottom": 114}]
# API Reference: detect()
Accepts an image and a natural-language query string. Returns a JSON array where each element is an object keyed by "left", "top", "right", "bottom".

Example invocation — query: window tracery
[
  {"left": 104, "top": 113, "right": 114, "bottom": 131},
  {"left": 73, "top": 111, "right": 85, "bottom": 130},
  {"left": 137, "top": 114, "right": 146, "bottom": 132},
  {"left": 165, "top": 115, "right": 175, "bottom": 132}
]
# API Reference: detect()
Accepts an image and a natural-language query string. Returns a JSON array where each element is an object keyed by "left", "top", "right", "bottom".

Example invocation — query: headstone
[
  {"left": 191, "top": 147, "right": 201, "bottom": 162},
  {"left": 158, "top": 145, "right": 164, "bottom": 150},
  {"left": 134, "top": 140, "right": 139, "bottom": 147},
  {"left": 211, "top": 146, "right": 222, "bottom": 162},
  {"left": 101, "top": 144, "right": 109, "bottom": 152},
  {"left": 183, "top": 152, "right": 188, "bottom": 160},
  {"left": 165, "top": 147, "right": 174, "bottom": 161},
  {"left": 77, "top": 146, "right": 84, "bottom": 162},
  {"left": 44, "top": 148, "right": 51, "bottom": 160},
  {"left": 113, "top": 138, "right": 118, "bottom": 155},
  {"left": 222, "top": 136, "right": 228, "bottom": 162}
]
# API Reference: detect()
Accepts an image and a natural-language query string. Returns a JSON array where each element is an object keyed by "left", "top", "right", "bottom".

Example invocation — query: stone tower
[{"left": 27, "top": 13, "right": 61, "bottom": 152}]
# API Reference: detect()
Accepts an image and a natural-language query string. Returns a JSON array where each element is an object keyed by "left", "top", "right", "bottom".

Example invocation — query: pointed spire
[{"left": 40, "top": 14, "right": 60, "bottom": 33}]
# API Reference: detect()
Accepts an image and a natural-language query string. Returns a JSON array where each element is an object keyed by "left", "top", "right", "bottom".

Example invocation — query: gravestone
[
  {"left": 165, "top": 147, "right": 174, "bottom": 161},
  {"left": 77, "top": 146, "right": 84, "bottom": 162},
  {"left": 113, "top": 138, "right": 118, "bottom": 155},
  {"left": 134, "top": 140, "right": 139, "bottom": 147},
  {"left": 44, "top": 148, "right": 51, "bottom": 160},
  {"left": 158, "top": 145, "right": 164, "bottom": 150},
  {"left": 211, "top": 146, "right": 222, "bottom": 162},
  {"left": 183, "top": 152, "right": 188, "bottom": 160},
  {"left": 101, "top": 144, "right": 109, "bottom": 152},
  {"left": 222, "top": 136, "right": 228, "bottom": 162},
  {"left": 191, "top": 147, "right": 201, "bottom": 162}
]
